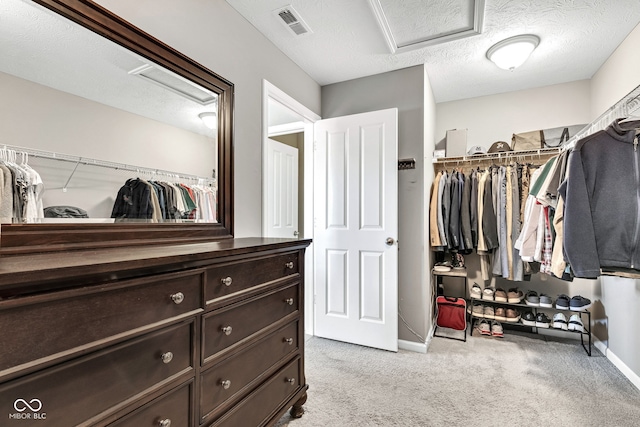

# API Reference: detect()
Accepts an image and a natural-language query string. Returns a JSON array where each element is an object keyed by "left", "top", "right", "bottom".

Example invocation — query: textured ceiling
[{"left": 226, "top": 0, "right": 640, "bottom": 102}]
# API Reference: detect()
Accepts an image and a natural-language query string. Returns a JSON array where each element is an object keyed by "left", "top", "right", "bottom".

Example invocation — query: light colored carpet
[{"left": 276, "top": 331, "right": 640, "bottom": 427}]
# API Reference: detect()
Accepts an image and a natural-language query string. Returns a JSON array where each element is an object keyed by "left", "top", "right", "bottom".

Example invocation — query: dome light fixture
[
  {"left": 486, "top": 34, "right": 540, "bottom": 71},
  {"left": 198, "top": 112, "right": 217, "bottom": 130}
]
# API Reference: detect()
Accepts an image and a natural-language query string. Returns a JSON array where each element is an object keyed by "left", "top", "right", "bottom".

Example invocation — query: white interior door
[
  {"left": 265, "top": 139, "right": 299, "bottom": 238},
  {"left": 314, "top": 108, "right": 398, "bottom": 352}
]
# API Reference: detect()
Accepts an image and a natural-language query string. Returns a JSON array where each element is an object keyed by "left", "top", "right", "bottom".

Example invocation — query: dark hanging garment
[
  {"left": 460, "top": 171, "right": 473, "bottom": 251},
  {"left": 482, "top": 172, "right": 499, "bottom": 250},
  {"left": 441, "top": 173, "right": 452, "bottom": 250},
  {"left": 469, "top": 170, "right": 479, "bottom": 248},
  {"left": 448, "top": 172, "right": 461, "bottom": 250},
  {"left": 560, "top": 119, "right": 640, "bottom": 278},
  {"left": 111, "top": 178, "right": 154, "bottom": 220}
]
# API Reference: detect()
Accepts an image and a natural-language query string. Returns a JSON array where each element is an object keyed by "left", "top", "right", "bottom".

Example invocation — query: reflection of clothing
[
  {"left": 0, "top": 161, "right": 44, "bottom": 223},
  {"left": 0, "top": 164, "right": 14, "bottom": 222},
  {"left": 111, "top": 178, "right": 154, "bottom": 220},
  {"left": 111, "top": 178, "right": 217, "bottom": 222}
]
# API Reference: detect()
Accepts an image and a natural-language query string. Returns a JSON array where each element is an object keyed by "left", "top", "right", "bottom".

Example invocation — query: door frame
[{"left": 262, "top": 80, "right": 320, "bottom": 336}]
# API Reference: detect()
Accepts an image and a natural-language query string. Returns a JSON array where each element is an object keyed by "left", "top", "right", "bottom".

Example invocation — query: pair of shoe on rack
[
  {"left": 551, "top": 312, "right": 585, "bottom": 332},
  {"left": 520, "top": 311, "right": 585, "bottom": 332},
  {"left": 471, "top": 283, "right": 523, "bottom": 304},
  {"left": 521, "top": 311, "right": 552, "bottom": 328},
  {"left": 524, "top": 291, "right": 592, "bottom": 311},
  {"left": 468, "top": 303, "right": 520, "bottom": 323},
  {"left": 474, "top": 318, "right": 503, "bottom": 338},
  {"left": 434, "top": 253, "right": 466, "bottom": 272},
  {"left": 555, "top": 294, "right": 592, "bottom": 311},
  {"left": 473, "top": 284, "right": 507, "bottom": 301}
]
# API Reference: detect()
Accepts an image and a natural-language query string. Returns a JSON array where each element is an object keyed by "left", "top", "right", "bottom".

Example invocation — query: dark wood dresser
[{"left": 0, "top": 237, "right": 310, "bottom": 427}]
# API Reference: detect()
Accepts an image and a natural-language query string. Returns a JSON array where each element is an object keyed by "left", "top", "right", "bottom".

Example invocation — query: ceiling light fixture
[
  {"left": 486, "top": 34, "right": 540, "bottom": 71},
  {"left": 198, "top": 112, "right": 217, "bottom": 130}
]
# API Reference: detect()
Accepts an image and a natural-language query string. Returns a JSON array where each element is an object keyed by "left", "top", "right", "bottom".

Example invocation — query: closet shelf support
[{"left": 62, "top": 160, "right": 81, "bottom": 193}]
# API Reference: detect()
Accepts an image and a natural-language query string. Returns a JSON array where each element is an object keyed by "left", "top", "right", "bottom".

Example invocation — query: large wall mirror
[{"left": 0, "top": 0, "right": 234, "bottom": 254}]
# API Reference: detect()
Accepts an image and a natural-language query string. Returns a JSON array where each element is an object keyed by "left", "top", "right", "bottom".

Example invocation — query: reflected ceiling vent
[
  {"left": 129, "top": 64, "right": 217, "bottom": 106},
  {"left": 274, "top": 5, "right": 312, "bottom": 36}
]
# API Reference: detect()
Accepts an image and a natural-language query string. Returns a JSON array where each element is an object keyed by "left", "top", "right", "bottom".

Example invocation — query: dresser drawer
[
  {"left": 200, "top": 321, "right": 299, "bottom": 420},
  {"left": 205, "top": 252, "right": 298, "bottom": 303},
  {"left": 212, "top": 357, "right": 302, "bottom": 427},
  {"left": 109, "top": 381, "right": 192, "bottom": 427},
  {"left": 0, "top": 321, "right": 194, "bottom": 427},
  {"left": 0, "top": 271, "right": 202, "bottom": 373},
  {"left": 202, "top": 284, "right": 299, "bottom": 361}
]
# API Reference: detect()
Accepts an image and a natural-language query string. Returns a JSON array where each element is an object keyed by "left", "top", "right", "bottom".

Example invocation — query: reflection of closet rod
[
  {"left": 1, "top": 144, "right": 217, "bottom": 185},
  {"left": 564, "top": 83, "right": 640, "bottom": 149}
]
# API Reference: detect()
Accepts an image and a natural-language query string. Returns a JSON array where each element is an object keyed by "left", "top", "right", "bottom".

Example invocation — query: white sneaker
[
  {"left": 470, "top": 283, "right": 482, "bottom": 299},
  {"left": 552, "top": 313, "right": 568, "bottom": 330},
  {"left": 482, "top": 286, "right": 495, "bottom": 301},
  {"left": 568, "top": 314, "right": 585, "bottom": 332}
]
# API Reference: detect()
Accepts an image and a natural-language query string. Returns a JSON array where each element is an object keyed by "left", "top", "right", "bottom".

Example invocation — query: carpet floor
[{"left": 276, "top": 331, "right": 640, "bottom": 427}]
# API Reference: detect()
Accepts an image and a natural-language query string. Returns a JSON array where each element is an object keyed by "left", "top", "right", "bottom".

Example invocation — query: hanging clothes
[
  {"left": 429, "top": 172, "right": 443, "bottom": 247},
  {"left": 111, "top": 178, "right": 217, "bottom": 222},
  {"left": 560, "top": 118, "right": 640, "bottom": 278}
]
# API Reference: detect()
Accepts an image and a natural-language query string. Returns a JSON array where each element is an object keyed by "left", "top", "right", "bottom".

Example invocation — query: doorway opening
[{"left": 262, "top": 80, "right": 320, "bottom": 336}]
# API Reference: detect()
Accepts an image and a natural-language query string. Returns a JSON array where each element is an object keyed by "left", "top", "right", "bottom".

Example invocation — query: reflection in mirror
[{"left": 0, "top": 0, "right": 219, "bottom": 223}]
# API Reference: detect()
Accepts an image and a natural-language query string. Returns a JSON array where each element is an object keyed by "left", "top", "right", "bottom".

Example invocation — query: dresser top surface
[{"left": 0, "top": 237, "right": 311, "bottom": 294}]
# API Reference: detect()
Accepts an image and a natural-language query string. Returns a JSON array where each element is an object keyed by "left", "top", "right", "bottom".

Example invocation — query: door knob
[
  {"left": 293, "top": 230, "right": 299, "bottom": 237},
  {"left": 385, "top": 237, "right": 395, "bottom": 246}
]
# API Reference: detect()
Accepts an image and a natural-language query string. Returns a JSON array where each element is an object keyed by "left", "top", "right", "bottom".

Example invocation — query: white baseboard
[
  {"left": 594, "top": 337, "right": 640, "bottom": 391},
  {"left": 398, "top": 339, "right": 427, "bottom": 353},
  {"left": 594, "top": 337, "right": 607, "bottom": 355}
]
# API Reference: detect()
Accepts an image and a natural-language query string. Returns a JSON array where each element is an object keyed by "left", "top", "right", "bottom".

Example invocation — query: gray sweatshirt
[{"left": 559, "top": 118, "right": 640, "bottom": 278}]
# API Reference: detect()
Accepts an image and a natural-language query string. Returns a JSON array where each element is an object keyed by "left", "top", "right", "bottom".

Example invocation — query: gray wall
[
  {"left": 589, "top": 23, "right": 640, "bottom": 381},
  {"left": 322, "top": 65, "right": 428, "bottom": 344},
  {"left": 96, "top": 0, "right": 322, "bottom": 238}
]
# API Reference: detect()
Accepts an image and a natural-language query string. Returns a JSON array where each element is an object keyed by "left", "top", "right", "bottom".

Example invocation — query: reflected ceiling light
[
  {"left": 486, "top": 34, "right": 540, "bottom": 70},
  {"left": 198, "top": 112, "right": 217, "bottom": 130}
]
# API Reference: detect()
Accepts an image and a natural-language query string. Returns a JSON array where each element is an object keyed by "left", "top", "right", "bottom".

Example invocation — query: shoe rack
[
  {"left": 468, "top": 295, "right": 592, "bottom": 356},
  {"left": 431, "top": 268, "right": 592, "bottom": 356}
]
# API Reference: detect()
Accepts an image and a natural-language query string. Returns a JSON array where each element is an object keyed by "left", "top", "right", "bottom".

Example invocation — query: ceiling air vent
[{"left": 274, "top": 5, "right": 312, "bottom": 36}]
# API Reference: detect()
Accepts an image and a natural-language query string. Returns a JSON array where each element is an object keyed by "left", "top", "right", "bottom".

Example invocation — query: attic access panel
[{"left": 370, "top": 0, "right": 485, "bottom": 53}]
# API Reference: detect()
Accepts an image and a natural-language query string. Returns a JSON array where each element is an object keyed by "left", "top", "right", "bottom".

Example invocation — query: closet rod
[
  {"left": 432, "top": 147, "right": 562, "bottom": 166},
  {"left": 1, "top": 144, "right": 216, "bottom": 184},
  {"left": 564, "top": 83, "right": 640, "bottom": 149}
]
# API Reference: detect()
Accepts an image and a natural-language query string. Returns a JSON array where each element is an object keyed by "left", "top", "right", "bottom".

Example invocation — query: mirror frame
[{"left": 0, "top": 0, "right": 234, "bottom": 255}]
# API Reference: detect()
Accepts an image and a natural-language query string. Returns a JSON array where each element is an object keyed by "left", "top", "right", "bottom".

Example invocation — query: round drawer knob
[
  {"left": 170, "top": 292, "right": 184, "bottom": 305},
  {"left": 161, "top": 352, "right": 173, "bottom": 364},
  {"left": 286, "top": 377, "right": 296, "bottom": 385},
  {"left": 285, "top": 261, "right": 294, "bottom": 269},
  {"left": 221, "top": 379, "right": 231, "bottom": 389},
  {"left": 221, "top": 276, "right": 233, "bottom": 286},
  {"left": 284, "top": 298, "right": 294, "bottom": 306},
  {"left": 158, "top": 419, "right": 172, "bottom": 427},
  {"left": 284, "top": 338, "right": 294, "bottom": 345},
  {"left": 221, "top": 326, "right": 233, "bottom": 336}
]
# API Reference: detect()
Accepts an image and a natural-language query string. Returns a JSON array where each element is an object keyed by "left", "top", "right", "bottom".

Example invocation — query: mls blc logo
[{"left": 9, "top": 399, "right": 46, "bottom": 420}]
